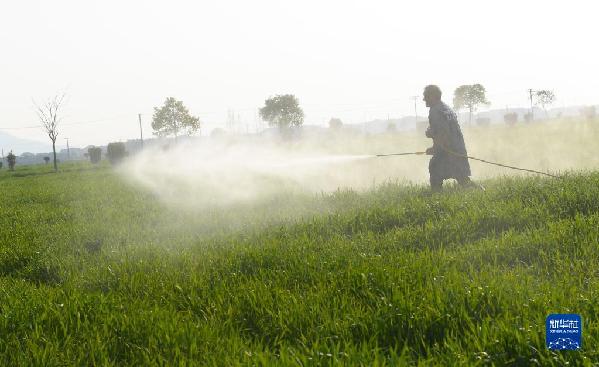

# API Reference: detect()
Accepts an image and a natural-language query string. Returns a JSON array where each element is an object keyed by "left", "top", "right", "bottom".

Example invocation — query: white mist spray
[{"left": 121, "top": 120, "right": 599, "bottom": 209}]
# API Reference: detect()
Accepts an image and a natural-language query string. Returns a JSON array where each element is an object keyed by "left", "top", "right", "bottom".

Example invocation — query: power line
[{"left": 0, "top": 90, "right": 557, "bottom": 133}]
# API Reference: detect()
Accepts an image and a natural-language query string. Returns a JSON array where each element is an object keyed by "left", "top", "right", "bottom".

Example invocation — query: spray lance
[
  {"left": 374, "top": 149, "right": 561, "bottom": 179},
  {"left": 376, "top": 151, "right": 427, "bottom": 157}
]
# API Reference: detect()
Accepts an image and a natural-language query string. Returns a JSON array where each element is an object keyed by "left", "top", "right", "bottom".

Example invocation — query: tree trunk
[
  {"left": 52, "top": 140, "right": 57, "bottom": 172},
  {"left": 172, "top": 107, "right": 178, "bottom": 142},
  {"left": 469, "top": 107, "right": 473, "bottom": 125}
]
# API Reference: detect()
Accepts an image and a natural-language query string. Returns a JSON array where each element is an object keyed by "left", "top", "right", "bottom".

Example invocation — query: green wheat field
[{"left": 1, "top": 122, "right": 598, "bottom": 365}]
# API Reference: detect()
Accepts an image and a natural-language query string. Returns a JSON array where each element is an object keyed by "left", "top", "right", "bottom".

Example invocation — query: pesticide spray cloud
[
  {"left": 122, "top": 120, "right": 599, "bottom": 209},
  {"left": 121, "top": 134, "right": 404, "bottom": 208}
]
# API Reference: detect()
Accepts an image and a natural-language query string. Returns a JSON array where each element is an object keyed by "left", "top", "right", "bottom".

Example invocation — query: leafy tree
[
  {"left": 210, "top": 128, "right": 227, "bottom": 138},
  {"left": 523, "top": 112, "right": 533, "bottom": 123},
  {"left": 34, "top": 93, "right": 66, "bottom": 172},
  {"left": 328, "top": 118, "right": 343, "bottom": 129},
  {"left": 88, "top": 146, "right": 102, "bottom": 164},
  {"left": 43, "top": 156, "right": 50, "bottom": 164},
  {"left": 7, "top": 151, "right": 16, "bottom": 171},
  {"left": 106, "top": 142, "right": 127, "bottom": 165},
  {"left": 386, "top": 122, "right": 397, "bottom": 133},
  {"left": 152, "top": 97, "right": 200, "bottom": 141},
  {"left": 580, "top": 106, "right": 596, "bottom": 121},
  {"left": 259, "top": 94, "right": 304, "bottom": 131},
  {"left": 535, "top": 90, "right": 555, "bottom": 118},
  {"left": 476, "top": 117, "right": 491, "bottom": 127},
  {"left": 453, "top": 84, "right": 490, "bottom": 125},
  {"left": 504, "top": 112, "right": 518, "bottom": 125}
]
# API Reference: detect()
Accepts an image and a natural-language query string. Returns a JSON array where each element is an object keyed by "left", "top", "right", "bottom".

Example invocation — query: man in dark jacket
[{"left": 423, "top": 85, "right": 473, "bottom": 191}]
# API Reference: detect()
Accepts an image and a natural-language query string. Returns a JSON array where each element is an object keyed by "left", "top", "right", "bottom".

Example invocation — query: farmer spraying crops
[
  {"left": 377, "top": 86, "right": 557, "bottom": 184},
  {"left": 423, "top": 85, "right": 475, "bottom": 191}
]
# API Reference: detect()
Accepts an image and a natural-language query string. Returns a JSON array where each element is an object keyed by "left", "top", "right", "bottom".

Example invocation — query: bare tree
[{"left": 34, "top": 93, "right": 66, "bottom": 171}]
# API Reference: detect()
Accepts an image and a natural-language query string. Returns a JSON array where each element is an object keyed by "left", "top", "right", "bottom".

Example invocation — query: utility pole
[
  {"left": 226, "top": 109, "right": 234, "bottom": 132},
  {"left": 138, "top": 113, "right": 144, "bottom": 149},
  {"left": 254, "top": 110, "right": 258, "bottom": 133},
  {"left": 411, "top": 96, "right": 419, "bottom": 122},
  {"left": 64, "top": 138, "right": 70, "bottom": 160},
  {"left": 528, "top": 88, "right": 535, "bottom": 121}
]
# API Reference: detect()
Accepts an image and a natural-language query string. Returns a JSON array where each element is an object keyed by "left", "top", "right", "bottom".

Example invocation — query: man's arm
[
  {"left": 425, "top": 126, "right": 433, "bottom": 138},
  {"left": 427, "top": 108, "right": 451, "bottom": 153}
]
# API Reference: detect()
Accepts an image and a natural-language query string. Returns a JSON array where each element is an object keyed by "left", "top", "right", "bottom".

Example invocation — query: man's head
[{"left": 423, "top": 85, "right": 442, "bottom": 107}]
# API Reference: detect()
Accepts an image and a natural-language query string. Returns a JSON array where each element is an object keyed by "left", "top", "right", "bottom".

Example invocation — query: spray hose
[{"left": 375, "top": 150, "right": 561, "bottom": 179}]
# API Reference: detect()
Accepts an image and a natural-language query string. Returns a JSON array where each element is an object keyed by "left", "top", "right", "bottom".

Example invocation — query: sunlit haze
[{"left": 1, "top": 0, "right": 597, "bottom": 151}]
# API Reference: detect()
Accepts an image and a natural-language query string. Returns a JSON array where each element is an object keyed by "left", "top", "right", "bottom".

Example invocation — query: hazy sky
[{"left": 1, "top": 0, "right": 597, "bottom": 149}]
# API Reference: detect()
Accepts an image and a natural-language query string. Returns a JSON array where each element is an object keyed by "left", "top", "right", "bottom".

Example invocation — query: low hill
[{"left": 0, "top": 131, "right": 51, "bottom": 156}]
